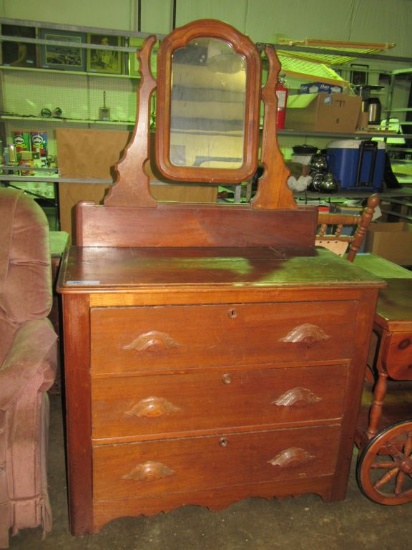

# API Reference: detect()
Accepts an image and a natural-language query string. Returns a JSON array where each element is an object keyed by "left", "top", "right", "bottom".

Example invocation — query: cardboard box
[
  {"left": 299, "top": 82, "right": 343, "bottom": 94},
  {"left": 285, "top": 93, "right": 362, "bottom": 133},
  {"left": 365, "top": 222, "right": 412, "bottom": 265}
]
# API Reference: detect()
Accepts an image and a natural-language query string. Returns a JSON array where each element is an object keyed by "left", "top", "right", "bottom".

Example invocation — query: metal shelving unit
[
  {"left": 2, "top": 16, "right": 412, "bottom": 222},
  {"left": 0, "top": 17, "right": 157, "bottom": 161}
]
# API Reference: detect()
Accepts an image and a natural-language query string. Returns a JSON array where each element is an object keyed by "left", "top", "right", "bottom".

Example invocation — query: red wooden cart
[{"left": 355, "top": 278, "right": 412, "bottom": 505}]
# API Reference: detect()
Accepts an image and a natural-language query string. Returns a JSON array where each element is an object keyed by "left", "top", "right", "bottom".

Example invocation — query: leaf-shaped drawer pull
[
  {"left": 280, "top": 323, "right": 330, "bottom": 345},
  {"left": 122, "top": 461, "right": 175, "bottom": 482},
  {"left": 272, "top": 387, "right": 322, "bottom": 408},
  {"left": 125, "top": 396, "right": 181, "bottom": 418},
  {"left": 269, "top": 447, "right": 315, "bottom": 469},
  {"left": 123, "top": 330, "right": 179, "bottom": 353}
]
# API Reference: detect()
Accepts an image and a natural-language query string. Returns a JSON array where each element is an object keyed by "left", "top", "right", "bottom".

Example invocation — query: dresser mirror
[{"left": 155, "top": 20, "right": 261, "bottom": 184}]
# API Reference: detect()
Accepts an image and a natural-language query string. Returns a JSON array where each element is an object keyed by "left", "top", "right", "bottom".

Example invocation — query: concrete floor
[{"left": 5, "top": 393, "right": 412, "bottom": 550}]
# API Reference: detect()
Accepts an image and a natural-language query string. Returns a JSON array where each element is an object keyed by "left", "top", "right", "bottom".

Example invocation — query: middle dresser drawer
[
  {"left": 91, "top": 301, "right": 357, "bottom": 375},
  {"left": 92, "top": 363, "right": 348, "bottom": 440}
]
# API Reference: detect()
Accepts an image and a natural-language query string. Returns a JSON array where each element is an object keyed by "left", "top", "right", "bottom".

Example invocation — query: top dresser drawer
[{"left": 91, "top": 301, "right": 357, "bottom": 374}]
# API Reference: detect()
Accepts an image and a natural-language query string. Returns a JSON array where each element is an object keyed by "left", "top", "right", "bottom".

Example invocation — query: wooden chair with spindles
[{"left": 316, "top": 193, "right": 380, "bottom": 262}]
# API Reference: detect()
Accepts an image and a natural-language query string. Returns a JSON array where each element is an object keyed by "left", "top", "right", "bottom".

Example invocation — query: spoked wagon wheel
[{"left": 357, "top": 420, "right": 412, "bottom": 505}]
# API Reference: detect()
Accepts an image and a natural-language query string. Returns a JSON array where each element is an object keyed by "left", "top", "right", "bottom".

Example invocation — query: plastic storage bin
[{"left": 326, "top": 139, "right": 385, "bottom": 191}]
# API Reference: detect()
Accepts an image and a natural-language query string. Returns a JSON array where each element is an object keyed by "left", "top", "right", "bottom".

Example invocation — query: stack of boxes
[
  {"left": 3, "top": 131, "right": 55, "bottom": 200},
  {"left": 10, "top": 130, "right": 48, "bottom": 173}
]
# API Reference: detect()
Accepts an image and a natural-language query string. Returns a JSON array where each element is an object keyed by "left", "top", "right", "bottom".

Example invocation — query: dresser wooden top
[{"left": 58, "top": 246, "right": 384, "bottom": 295}]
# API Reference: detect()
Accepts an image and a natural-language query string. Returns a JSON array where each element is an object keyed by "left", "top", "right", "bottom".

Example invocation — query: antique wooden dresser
[{"left": 57, "top": 20, "right": 383, "bottom": 535}]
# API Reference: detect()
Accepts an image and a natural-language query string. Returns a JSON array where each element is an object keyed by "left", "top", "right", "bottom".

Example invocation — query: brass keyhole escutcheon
[
  {"left": 228, "top": 308, "right": 237, "bottom": 319},
  {"left": 219, "top": 437, "right": 229, "bottom": 447}
]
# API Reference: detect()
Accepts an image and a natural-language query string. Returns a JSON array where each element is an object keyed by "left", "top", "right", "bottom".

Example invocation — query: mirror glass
[{"left": 169, "top": 38, "right": 246, "bottom": 171}]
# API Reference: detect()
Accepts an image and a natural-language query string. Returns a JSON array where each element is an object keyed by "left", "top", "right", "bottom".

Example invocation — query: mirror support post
[{"left": 105, "top": 36, "right": 158, "bottom": 207}]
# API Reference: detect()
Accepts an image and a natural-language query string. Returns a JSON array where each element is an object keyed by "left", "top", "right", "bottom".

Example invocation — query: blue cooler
[{"left": 326, "top": 139, "right": 385, "bottom": 191}]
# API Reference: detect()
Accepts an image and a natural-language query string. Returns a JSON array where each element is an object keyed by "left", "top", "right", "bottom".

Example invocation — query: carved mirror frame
[{"left": 155, "top": 19, "right": 261, "bottom": 184}]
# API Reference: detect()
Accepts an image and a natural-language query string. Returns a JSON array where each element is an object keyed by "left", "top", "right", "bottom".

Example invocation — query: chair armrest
[{"left": 0, "top": 319, "right": 57, "bottom": 410}]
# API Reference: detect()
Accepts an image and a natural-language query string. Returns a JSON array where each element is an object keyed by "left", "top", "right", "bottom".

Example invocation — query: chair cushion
[{"left": 0, "top": 189, "right": 52, "bottom": 364}]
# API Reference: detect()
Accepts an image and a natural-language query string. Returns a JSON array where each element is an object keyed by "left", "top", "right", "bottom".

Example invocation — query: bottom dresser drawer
[{"left": 93, "top": 425, "right": 341, "bottom": 502}]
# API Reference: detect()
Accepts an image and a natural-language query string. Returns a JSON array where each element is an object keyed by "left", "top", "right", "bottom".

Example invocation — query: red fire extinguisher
[{"left": 275, "top": 75, "right": 288, "bottom": 130}]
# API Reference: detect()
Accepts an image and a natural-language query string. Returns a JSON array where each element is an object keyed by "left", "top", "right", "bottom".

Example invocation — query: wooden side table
[
  {"left": 370, "top": 278, "right": 412, "bottom": 393},
  {"left": 353, "top": 259, "right": 412, "bottom": 504}
]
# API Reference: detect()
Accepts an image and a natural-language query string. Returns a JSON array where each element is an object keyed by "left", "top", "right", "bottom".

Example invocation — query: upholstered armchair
[{"left": 0, "top": 188, "right": 57, "bottom": 548}]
